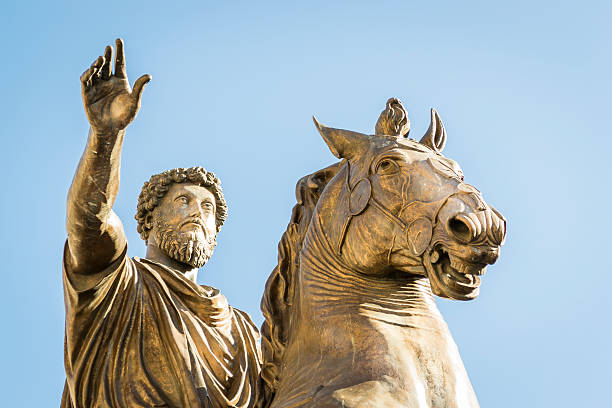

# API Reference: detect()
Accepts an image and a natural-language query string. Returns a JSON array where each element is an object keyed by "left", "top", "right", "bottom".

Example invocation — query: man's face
[{"left": 149, "top": 182, "right": 218, "bottom": 268}]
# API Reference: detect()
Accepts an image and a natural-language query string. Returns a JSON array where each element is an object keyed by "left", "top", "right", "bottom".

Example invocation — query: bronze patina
[
  {"left": 62, "top": 39, "right": 261, "bottom": 408},
  {"left": 260, "top": 99, "right": 506, "bottom": 407}
]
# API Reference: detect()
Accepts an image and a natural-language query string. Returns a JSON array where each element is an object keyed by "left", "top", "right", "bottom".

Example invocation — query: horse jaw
[{"left": 422, "top": 248, "right": 482, "bottom": 301}]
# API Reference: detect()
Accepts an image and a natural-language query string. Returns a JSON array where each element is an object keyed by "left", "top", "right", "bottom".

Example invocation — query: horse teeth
[
  {"left": 447, "top": 257, "right": 479, "bottom": 279},
  {"left": 451, "top": 259, "right": 466, "bottom": 274}
]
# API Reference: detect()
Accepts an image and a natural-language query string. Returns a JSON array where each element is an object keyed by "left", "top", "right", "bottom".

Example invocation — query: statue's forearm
[
  {"left": 66, "top": 128, "right": 127, "bottom": 274},
  {"left": 69, "top": 128, "right": 124, "bottom": 212}
]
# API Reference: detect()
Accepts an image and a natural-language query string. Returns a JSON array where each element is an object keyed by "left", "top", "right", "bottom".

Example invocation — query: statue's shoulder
[
  {"left": 230, "top": 306, "right": 260, "bottom": 338},
  {"left": 231, "top": 306, "right": 258, "bottom": 327},
  {"left": 132, "top": 256, "right": 155, "bottom": 266}
]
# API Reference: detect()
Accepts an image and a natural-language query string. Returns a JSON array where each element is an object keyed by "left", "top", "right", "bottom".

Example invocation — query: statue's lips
[
  {"left": 437, "top": 259, "right": 482, "bottom": 290},
  {"left": 180, "top": 220, "right": 204, "bottom": 231},
  {"left": 426, "top": 247, "right": 486, "bottom": 298}
]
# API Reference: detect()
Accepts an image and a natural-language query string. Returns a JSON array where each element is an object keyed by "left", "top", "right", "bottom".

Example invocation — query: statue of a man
[{"left": 61, "top": 39, "right": 261, "bottom": 408}]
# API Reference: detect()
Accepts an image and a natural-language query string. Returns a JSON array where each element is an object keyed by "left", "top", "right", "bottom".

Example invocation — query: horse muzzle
[{"left": 424, "top": 194, "right": 506, "bottom": 300}]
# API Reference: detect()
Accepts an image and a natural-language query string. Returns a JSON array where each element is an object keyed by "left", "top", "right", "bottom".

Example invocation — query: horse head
[{"left": 312, "top": 98, "right": 506, "bottom": 300}]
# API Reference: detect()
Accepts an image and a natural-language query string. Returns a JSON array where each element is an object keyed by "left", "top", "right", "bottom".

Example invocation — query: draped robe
[{"left": 60, "top": 244, "right": 261, "bottom": 408}]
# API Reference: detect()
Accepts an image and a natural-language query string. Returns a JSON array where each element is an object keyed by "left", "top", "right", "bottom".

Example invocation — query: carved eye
[
  {"left": 175, "top": 196, "right": 188, "bottom": 206},
  {"left": 376, "top": 158, "right": 399, "bottom": 175},
  {"left": 202, "top": 202, "right": 214, "bottom": 212}
]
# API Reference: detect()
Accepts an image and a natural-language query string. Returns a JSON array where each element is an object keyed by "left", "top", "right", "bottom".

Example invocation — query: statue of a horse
[{"left": 259, "top": 99, "right": 506, "bottom": 408}]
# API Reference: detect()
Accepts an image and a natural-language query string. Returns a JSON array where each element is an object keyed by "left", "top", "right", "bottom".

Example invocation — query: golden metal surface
[
  {"left": 64, "top": 39, "right": 506, "bottom": 408},
  {"left": 62, "top": 39, "right": 261, "bottom": 408},
  {"left": 260, "top": 98, "right": 506, "bottom": 407}
]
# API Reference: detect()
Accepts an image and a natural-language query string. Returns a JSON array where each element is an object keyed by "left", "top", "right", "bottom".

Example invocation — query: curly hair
[{"left": 135, "top": 167, "right": 228, "bottom": 241}]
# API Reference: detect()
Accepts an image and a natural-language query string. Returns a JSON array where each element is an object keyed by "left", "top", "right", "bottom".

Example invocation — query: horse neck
[{"left": 296, "top": 214, "right": 448, "bottom": 333}]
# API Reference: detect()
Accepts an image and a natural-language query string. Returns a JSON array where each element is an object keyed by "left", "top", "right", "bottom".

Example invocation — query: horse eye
[{"left": 376, "top": 159, "right": 399, "bottom": 175}]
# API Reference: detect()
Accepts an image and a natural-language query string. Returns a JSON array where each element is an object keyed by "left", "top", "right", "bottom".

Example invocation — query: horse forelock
[{"left": 376, "top": 137, "right": 465, "bottom": 182}]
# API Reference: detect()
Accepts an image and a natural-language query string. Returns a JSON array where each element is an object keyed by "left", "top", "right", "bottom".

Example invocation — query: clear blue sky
[{"left": 1, "top": 1, "right": 610, "bottom": 406}]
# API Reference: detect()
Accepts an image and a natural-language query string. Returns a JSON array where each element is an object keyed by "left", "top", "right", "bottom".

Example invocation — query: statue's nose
[
  {"left": 488, "top": 206, "right": 506, "bottom": 246},
  {"left": 448, "top": 214, "right": 478, "bottom": 243},
  {"left": 447, "top": 207, "right": 506, "bottom": 246}
]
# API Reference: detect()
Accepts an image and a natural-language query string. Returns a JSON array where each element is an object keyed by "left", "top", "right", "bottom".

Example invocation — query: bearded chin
[{"left": 155, "top": 223, "right": 216, "bottom": 268}]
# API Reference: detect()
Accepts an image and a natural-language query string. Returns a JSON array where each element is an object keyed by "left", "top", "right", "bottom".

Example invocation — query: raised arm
[{"left": 66, "top": 39, "right": 151, "bottom": 275}]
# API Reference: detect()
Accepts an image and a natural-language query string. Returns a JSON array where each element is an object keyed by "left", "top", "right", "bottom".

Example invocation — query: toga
[{"left": 60, "top": 243, "right": 261, "bottom": 407}]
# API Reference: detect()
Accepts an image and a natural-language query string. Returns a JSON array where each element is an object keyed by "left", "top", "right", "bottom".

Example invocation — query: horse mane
[
  {"left": 258, "top": 162, "right": 342, "bottom": 406},
  {"left": 258, "top": 98, "right": 409, "bottom": 406}
]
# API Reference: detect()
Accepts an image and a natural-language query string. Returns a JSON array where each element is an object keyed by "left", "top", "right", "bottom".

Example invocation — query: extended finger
[
  {"left": 132, "top": 74, "right": 152, "bottom": 102},
  {"left": 80, "top": 67, "right": 95, "bottom": 86},
  {"left": 115, "top": 38, "right": 127, "bottom": 78},
  {"left": 89, "top": 56, "right": 104, "bottom": 84},
  {"left": 89, "top": 56, "right": 103, "bottom": 73},
  {"left": 101, "top": 45, "right": 112, "bottom": 79}
]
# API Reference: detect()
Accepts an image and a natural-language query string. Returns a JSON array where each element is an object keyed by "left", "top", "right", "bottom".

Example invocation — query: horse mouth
[{"left": 425, "top": 246, "right": 487, "bottom": 300}]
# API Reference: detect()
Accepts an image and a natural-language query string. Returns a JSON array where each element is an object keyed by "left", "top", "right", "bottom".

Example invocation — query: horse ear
[
  {"left": 420, "top": 109, "right": 447, "bottom": 153},
  {"left": 313, "top": 116, "right": 371, "bottom": 160}
]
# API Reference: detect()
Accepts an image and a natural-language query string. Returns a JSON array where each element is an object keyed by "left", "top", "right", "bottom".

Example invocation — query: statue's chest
[
  {"left": 278, "top": 313, "right": 478, "bottom": 408},
  {"left": 137, "top": 286, "right": 236, "bottom": 381}
]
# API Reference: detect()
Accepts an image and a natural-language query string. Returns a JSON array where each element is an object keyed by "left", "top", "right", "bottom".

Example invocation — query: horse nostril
[{"left": 448, "top": 216, "right": 474, "bottom": 243}]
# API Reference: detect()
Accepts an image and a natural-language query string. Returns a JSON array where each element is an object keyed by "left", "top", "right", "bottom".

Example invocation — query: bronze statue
[
  {"left": 260, "top": 99, "right": 506, "bottom": 407},
  {"left": 61, "top": 39, "right": 261, "bottom": 408}
]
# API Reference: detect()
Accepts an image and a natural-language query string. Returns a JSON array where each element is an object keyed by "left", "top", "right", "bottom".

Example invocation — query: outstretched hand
[{"left": 80, "top": 39, "right": 151, "bottom": 134}]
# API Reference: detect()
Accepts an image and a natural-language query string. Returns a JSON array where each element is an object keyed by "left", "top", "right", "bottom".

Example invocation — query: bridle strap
[
  {"left": 336, "top": 162, "right": 476, "bottom": 257},
  {"left": 369, "top": 197, "right": 410, "bottom": 231}
]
